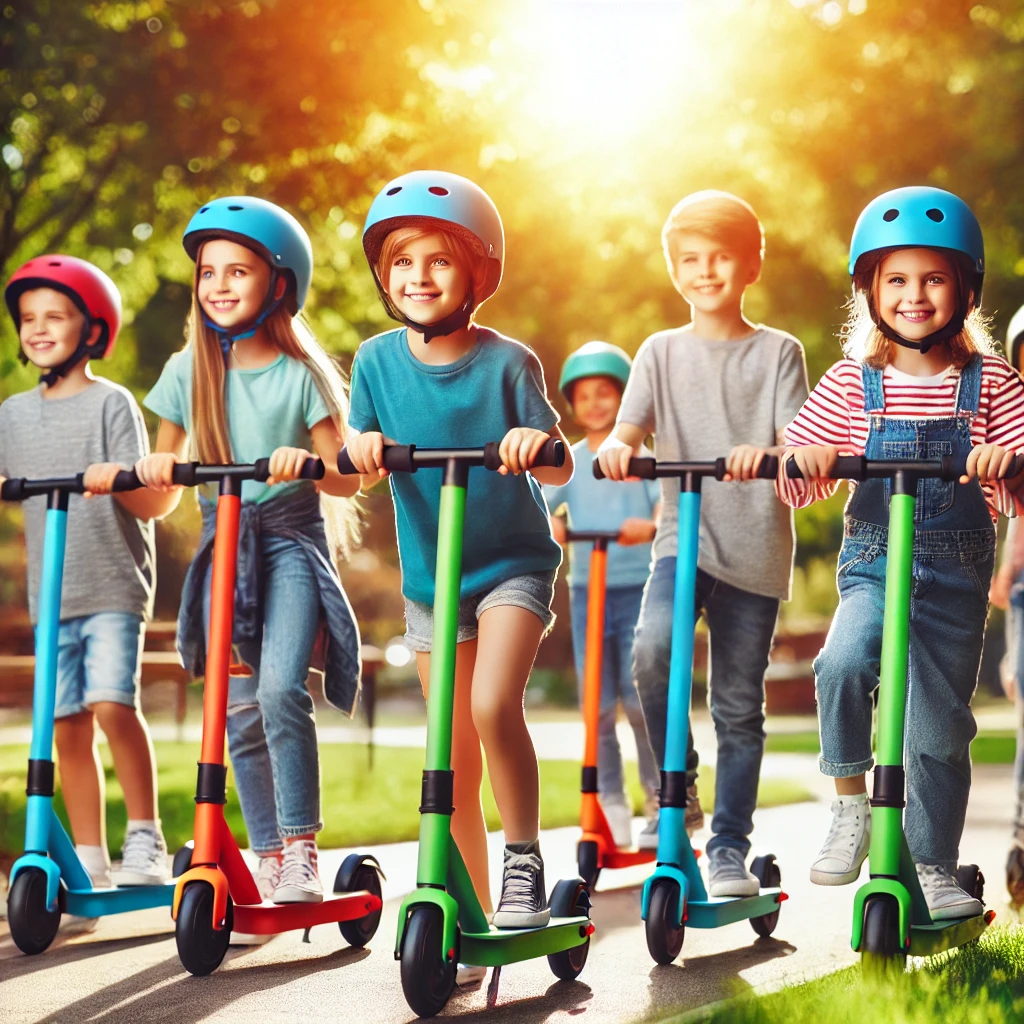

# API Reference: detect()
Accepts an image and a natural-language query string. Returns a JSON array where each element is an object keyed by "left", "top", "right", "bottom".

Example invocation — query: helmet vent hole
[
  {"left": 386, "top": 187, "right": 402, "bottom": 196},
  {"left": 882, "top": 209, "right": 899, "bottom": 222},
  {"left": 199, "top": 207, "right": 209, "bottom": 214},
  {"left": 48, "top": 261, "right": 62, "bottom": 266},
  {"left": 428, "top": 186, "right": 449, "bottom": 196},
  {"left": 227, "top": 205, "right": 244, "bottom": 211},
  {"left": 926, "top": 208, "right": 945, "bottom": 222}
]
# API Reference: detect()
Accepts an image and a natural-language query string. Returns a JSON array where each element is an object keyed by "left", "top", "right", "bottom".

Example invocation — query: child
[
  {"left": 0, "top": 255, "right": 168, "bottom": 896},
  {"left": 780, "top": 186, "right": 1024, "bottom": 919},
  {"left": 544, "top": 341, "right": 663, "bottom": 849},
  {"left": 134, "top": 197, "right": 362, "bottom": 911},
  {"left": 344, "top": 170, "right": 574, "bottom": 942},
  {"left": 597, "top": 191, "right": 810, "bottom": 896}
]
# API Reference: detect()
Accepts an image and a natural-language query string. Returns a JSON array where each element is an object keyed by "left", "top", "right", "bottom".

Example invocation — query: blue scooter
[
  {"left": 2, "top": 470, "right": 179, "bottom": 955},
  {"left": 595, "top": 455, "right": 786, "bottom": 963}
]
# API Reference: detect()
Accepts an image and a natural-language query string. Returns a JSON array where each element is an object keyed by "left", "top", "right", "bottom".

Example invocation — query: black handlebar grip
[
  {"left": 382, "top": 445, "right": 417, "bottom": 474},
  {"left": 111, "top": 468, "right": 142, "bottom": 492},
  {"left": 337, "top": 447, "right": 358, "bottom": 475},
  {"left": 171, "top": 462, "right": 199, "bottom": 487},
  {"left": 483, "top": 441, "right": 503, "bottom": 472},
  {"left": 593, "top": 456, "right": 655, "bottom": 480},
  {"left": 483, "top": 438, "right": 565, "bottom": 472},
  {"left": 1, "top": 478, "right": 27, "bottom": 502},
  {"left": 757, "top": 454, "right": 780, "bottom": 479},
  {"left": 253, "top": 457, "right": 326, "bottom": 482}
]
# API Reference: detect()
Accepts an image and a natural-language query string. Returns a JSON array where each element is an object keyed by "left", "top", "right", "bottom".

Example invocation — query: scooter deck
[
  {"left": 686, "top": 889, "right": 784, "bottom": 929},
  {"left": 908, "top": 911, "right": 992, "bottom": 957},
  {"left": 65, "top": 883, "right": 176, "bottom": 917},
  {"left": 232, "top": 891, "right": 382, "bottom": 934},
  {"left": 459, "top": 915, "right": 593, "bottom": 966}
]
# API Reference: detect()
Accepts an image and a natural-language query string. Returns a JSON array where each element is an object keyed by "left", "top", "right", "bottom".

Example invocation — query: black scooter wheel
[
  {"left": 172, "top": 842, "right": 193, "bottom": 878},
  {"left": 646, "top": 879, "right": 685, "bottom": 965},
  {"left": 8, "top": 868, "right": 61, "bottom": 955},
  {"left": 860, "top": 894, "right": 906, "bottom": 976},
  {"left": 577, "top": 840, "right": 600, "bottom": 891},
  {"left": 400, "top": 905, "right": 456, "bottom": 1018},
  {"left": 333, "top": 856, "right": 383, "bottom": 948},
  {"left": 547, "top": 878, "right": 592, "bottom": 981},
  {"left": 749, "top": 855, "right": 782, "bottom": 938},
  {"left": 175, "top": 881, "right": 233, "bottom": 976}
]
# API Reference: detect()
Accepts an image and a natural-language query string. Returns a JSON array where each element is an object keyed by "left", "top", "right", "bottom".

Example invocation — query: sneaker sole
[
  {"left": 926, "top": 902, "right": 984, "bottom": 922},
  {"left": 272, "top": 888, "right": 324, "bottom": 904},
  {"left": 491, "top": 910, "right": 551, "bottom": 929},
  {"left": 229, "top": 932, "right": 276, "bottom": 945},
  {"left": 809, "top": 865, "right": 864, "bottom": 886},
  {"left": 707, "top": 882, "right": 760, "bottom": 898},
  {"left": 637, "top": 837, "right": 659, "bottom": 851}
]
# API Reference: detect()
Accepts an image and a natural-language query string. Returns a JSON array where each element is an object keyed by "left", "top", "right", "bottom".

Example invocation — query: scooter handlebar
[
  {"left": 167, "top": 458, "right": 325, "bottom": 487},
  {"left": 337, "top": 438, "right": 565, "bottom": 475},
  {"left": 782, "top": 453, "right": 1024, "bottom": 482},
  {"left": 594, "top": 454, "right": 779, "bottom": 481},
  {"left": 1, "top": 469, "right": 144, "bottom": 501}
]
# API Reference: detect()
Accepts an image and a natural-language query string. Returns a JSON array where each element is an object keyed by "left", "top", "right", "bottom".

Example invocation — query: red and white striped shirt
[{"left": 780, "top": 355, "right": 1024, "bottom": 518}]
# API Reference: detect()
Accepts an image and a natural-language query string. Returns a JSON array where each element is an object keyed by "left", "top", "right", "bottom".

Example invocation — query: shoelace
[
  {"left": 121, "top": 828, "right": 162, "bottom": 867},
  {"left": 279, "top": 845, "right": 319, "bottom": 888},
  {"left": 499, "top": 852, "right": 541, "bottom": 908},
  {"left": 917, "top": 864, "right": 957, "bottom": 892},
  {"left": 823, "top": 802, "right": 862, "bottom": 852},
  {"left": 712, "top": 849, "right": 750, "bottom": 878}
]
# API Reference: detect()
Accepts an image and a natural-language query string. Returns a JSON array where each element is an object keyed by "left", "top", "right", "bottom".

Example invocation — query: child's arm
[
  {"left": 964, "top": 360, "right": 1024, "bottom": 516},
  {"left": 133, "top": 419, "right": 190, "bottom": 519},
  {"left": 595, "top": 422, "right": 647, "bottom": 481},
  {"left": 272, "top": 416, "right": 360, "bottom": 498},
  {"left": 82, "top": 462, "right": 174, "bottom": 520},
  {"left": 342, "top": 426, "right": 394, "bottom": 492},
  {"left": 550, "top": 513, "right": 567, "bottom": 545}
]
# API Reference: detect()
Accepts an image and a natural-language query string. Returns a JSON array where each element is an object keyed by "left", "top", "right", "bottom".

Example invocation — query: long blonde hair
[
  {"left": 186, "top": 291, "right": 360, "bottom": 559},
  {"left": 842, "top": 249, "right": 996, "bottom": 369}
]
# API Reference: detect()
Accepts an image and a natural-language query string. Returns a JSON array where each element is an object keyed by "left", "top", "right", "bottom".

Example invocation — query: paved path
[{"left": 1, "top": 762, "right": 1019, "bottom": 1024}]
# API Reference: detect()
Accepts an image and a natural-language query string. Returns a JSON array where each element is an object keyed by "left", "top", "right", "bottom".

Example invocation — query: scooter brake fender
[
  {"left": 851, "top": 878, "right": 911, "bottom": 951},
  {"left": 172, "top": 866, "right": 230, "bottom": 930},
  {"left": 395, "top": 888, "right": 459, "bottom": 962},
  {"left": 10, "top": 854, "right": 61, "bottom": 912},
  {"left": 641, "top": 865, "right": 688, "bottom": 927}
]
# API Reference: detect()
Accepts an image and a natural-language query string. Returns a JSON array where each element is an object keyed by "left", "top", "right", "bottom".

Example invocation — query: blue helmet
[
  {"left": 848, "top": 186, "right": 984, "bottom": 292},
  {"left": 183, "top": 196, "right": 314, "bottom": 312},
  {"left": 362, "top": 170, "right": 504, "bottom": 305}
]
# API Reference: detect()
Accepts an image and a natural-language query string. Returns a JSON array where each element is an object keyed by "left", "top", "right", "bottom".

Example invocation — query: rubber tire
[
  {"left": 400, "top": 905, "right": 456, "bottom": 1018},
  {"left": 749, "top": 855, "right": 782, "bottom": 938},
  {"left": 546, "top": 878, "right": 591, "bottom": 981},
  {"left": 577, "top": 840, "right": 601, "bottom": 891},
  {"left": 172, "top": 842, "right": 193, "bottom": 879},
  {"left": 860, "top": 894, "right": 906, "bottom": 976},
  {"left": 175, "top": 881, "right": 233, "bottom": 976},
  {"left": 8, "top": 868, "right": 61, "bottom": 955},
  {"left": 645, "top": 879, "right": 685, "bottom": 965},
  {"left": 333, "top": 857, "right": 383, "bottom": 948},
  {"left": 956, "top": 863, "right": 985, "bottom": 902}
]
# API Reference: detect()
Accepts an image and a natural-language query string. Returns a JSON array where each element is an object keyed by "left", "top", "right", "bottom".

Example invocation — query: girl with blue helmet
[
  {"left": 778, "top": 187, "right": 1024, "bottom": 919},
  {"left": 346, "top": 171, "right": 574, "bottom": 957},
  {"left": 134, "top": 197, "right": 363, "bottom": 918}
]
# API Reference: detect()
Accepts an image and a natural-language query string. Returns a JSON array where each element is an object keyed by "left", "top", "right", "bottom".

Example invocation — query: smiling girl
[
  {"left": 779, "top": 187, "right": 1024, "bottom": 919},
  {"left": 135, "top": 197, "right": 362, "bottom": 916}
]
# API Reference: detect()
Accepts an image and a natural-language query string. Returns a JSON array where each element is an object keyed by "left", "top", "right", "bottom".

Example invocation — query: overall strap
[
  {"left": 954, "top": 353, "right": 983, "bottom": 419},
  {"left": 860, "top": 362, "right": 886, "bottom": 430}
]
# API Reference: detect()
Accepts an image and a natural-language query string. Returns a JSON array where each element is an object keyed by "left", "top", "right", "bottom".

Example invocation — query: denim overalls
[{"left": 813, "top": 354, "right": 995, "bottom": 870}]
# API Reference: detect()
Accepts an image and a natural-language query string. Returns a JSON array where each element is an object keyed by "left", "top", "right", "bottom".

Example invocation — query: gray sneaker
[
  {"left": 707, "top": 847, "right": 759, "bottom": 897},
  {"left": 638, "top": 811, "right": 659, "bottom": 850},
  {"left": 491, "top": 843, "right": 550, "bottom": 929},
  {"left": 916, "top": 864, "right": 982, "bottom": 921}
]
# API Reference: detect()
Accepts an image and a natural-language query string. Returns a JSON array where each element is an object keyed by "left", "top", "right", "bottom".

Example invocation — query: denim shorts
[
  {"left": 54, "top": 612, "right": 145, "bottom": 719},
  {"left": 404, "top": 570, "right": 557, "bottom": 652}
]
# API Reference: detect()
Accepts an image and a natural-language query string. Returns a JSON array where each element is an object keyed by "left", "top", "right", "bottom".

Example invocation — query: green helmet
[{"left": 558, "top": 341, "right": 632, "bottom": 402}]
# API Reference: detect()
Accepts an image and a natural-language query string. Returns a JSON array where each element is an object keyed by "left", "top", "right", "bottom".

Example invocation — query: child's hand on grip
[
  {"left": 724, "top": 444, "right": 769, "bottom": 482},
  {"left": 618, "top": 517, "right": 656, "bottom": 545},
  {"left": 595, "top": 442, "right": 638, "bottom": 482},
  {"left": 345, "top": 431, "right": 388, "bottom": 479},
  {"left": 498, "top": 427, "right": 549, "bottom": 476},
  {"left": 963, "top": 443, "right": 1017, "bottom": 485},
  {"left": 135, "top": 452, "right": 182, "bottom": 492},
  {"left": 82, "top": 462, "right": 126, "bottom": 498},
  {"left": 267, "top": 446, "right": 313, "bottom": 484},
  {"left": 789, "top": 444, "right": 841, "bottom": 483}
]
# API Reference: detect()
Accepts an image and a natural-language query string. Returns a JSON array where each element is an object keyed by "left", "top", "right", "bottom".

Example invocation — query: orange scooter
[
  {"left": 568, "top": 528, "right": 657, "bottom": 890},
  {"left": 168, "top": 458, "right": 383, "bottom": 975}
]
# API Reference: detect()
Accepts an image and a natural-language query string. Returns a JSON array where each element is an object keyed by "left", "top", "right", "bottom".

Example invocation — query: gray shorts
[{"left": 404, "top": 570, "right": 557, "bottom": 653}]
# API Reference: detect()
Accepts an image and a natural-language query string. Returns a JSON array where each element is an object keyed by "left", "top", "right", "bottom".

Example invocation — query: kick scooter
[
  {"left": 338, "top": 440, "right": 592, "bottom": 1018},
  {"left": 596, "top": 455, "right": 786, "bottom": 964},
  {"left": 564, "top": 527, "right": 656, "bottom": 890},
  {"left": 167, "top": 458, "right": 383, "bottom": 975},
  {"left": 2, "top": 470, "right": 182, "bottom": 955},
  {"left": 787, "top": 454, "right": 994, "bottom": 970}
]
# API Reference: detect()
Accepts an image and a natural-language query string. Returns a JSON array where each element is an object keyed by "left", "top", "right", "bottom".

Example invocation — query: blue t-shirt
[
  {"left": 544, "top": 439, "right": 659, "bottom": 588},
  {"left": 144, "top": 349, "right": 330, "bottom": 504},
  {"left": 348, "top": 327, "right": 562, "bottom": 604}
]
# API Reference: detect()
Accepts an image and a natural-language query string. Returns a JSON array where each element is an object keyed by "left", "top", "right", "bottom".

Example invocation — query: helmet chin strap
[
  {"left": 869, "top": 297, "right": 968, "bottom": 356},
  {"left": 373, "top": 278, "right": 476, "bottom": 344},
  {"left": 203, "top": 271, "right": 283, "bottom": 364},
  {"left": 35, "top": 319, "right": 106, "bottom": 388}
]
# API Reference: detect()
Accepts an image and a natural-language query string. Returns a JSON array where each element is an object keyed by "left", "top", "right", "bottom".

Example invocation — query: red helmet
[{"left": 4, "top": 254, "right": 122, "bottom": 358}]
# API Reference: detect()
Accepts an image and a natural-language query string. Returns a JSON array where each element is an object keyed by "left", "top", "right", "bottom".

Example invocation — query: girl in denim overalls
[{"left": 780, "top": 187, "right": 1024, "bottom": 920}]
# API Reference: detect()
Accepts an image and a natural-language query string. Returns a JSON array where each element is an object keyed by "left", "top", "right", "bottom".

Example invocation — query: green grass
[
  {"left": 672, "top": 926, "right": 1024, "bottom": 1024},
  {"left": 765, "top": 729, "right": 1018, "bottom": 765},
  {"left": 0, "top": 741, "right": 812, "bottom": 858}
]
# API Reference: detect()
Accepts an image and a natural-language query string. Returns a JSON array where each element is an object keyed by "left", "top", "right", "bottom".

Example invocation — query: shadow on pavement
[
  {"left": 444, "top": 978, "right": 594, "bottom": 1023},
  {"left": 0, "top": 931, "right": 172, "bottom": 982}
]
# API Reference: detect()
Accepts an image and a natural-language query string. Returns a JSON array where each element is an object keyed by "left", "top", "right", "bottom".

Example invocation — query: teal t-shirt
[
  {"left": 348, "top": 327, "right": 562, "bottom": 604},
  {"left": 544, "top": 439, "right": 659, "bottom": 589},
  {"left": 144, "top": 348, "right": 330, "bottom": 503}
]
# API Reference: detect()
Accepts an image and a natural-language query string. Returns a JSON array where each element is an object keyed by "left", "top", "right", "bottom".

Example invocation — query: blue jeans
[
  {"left": 633, "top": 558, "right": 779, "bottom": 856},
  {"left": 814, "top": 525, "right": 992, "bottom": 868},
  {"left": 203, "top": 534, "right": 322, "bottom": 854},
  {"left": 569, "top": 584, "right": 659, "bottom": 802}
]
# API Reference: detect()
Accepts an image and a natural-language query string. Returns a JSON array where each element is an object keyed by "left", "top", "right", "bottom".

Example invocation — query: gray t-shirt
[
  {"left": 618, "top": 325, "right": 809, "bottom": 600},
  {"left": 0, "top": 379, "right": 156, "bottom": 623}
]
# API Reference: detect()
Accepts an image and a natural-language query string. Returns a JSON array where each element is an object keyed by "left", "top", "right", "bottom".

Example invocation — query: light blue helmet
[
  {"left": 559, "top": 342, "right": 632, "bottom": 401},
  {"left": 362, "top": 170, "right": 504, "bottom": 305},
  {"left": 183, "top": 196, "right": 314, "bottom": 312}
]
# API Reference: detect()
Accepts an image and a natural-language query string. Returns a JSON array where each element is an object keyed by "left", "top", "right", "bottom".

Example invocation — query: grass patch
[
  {"left": 764, "top": 729, "right": 1018, "bottom": 765},
  {"left": 0, "top": 742, "right": 812, "bottom": 858},
  {"left": 673, "top": 926, "right": 1024, "bottom": 1024}
]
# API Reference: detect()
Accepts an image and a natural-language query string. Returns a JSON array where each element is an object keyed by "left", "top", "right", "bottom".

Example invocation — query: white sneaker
[
  {"left": 810, "top": 797, "right": 870, "bottom": 886},
  {"left": 456, "top": 963, "right": 487, "bottom": 986},
  {"left": 111, "top": 827, "right": 170, "bottom": 886},
  {"left": 602, "top": 796, "right": 633, "bottom": 848},
  {"left": 273, "top": 840, "right": 323, "bottom": 904},
  {"left": 255, "top": 854, "right": 282, "bottom": 901},
  {"left": 916, "top": 864, "right": 983, "bottom": 921},
  {"left": 707, "top": 847, "right": 759, "bottom": 897},
  {"left": 638, "top": 812, "right": 659, "bottom": 850}
]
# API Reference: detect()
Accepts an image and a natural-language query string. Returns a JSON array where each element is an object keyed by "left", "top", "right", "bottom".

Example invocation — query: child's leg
[
  {"left": 54, "top": 711, "right": 105, "bottom": 848},
  {"left": 416, "top": 642, "right": 491, "bottom": 913},
  {"left": 92, "top": 703, "right": 158, "bottom": 821}
]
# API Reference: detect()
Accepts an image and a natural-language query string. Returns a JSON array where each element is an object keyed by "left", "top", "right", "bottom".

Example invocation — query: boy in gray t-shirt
[
  {"left": 1, "top": 256, "right": 169, "bottom": 893},
  {"left": 597, "top": 192, "right": 809, "bottom": 897}
]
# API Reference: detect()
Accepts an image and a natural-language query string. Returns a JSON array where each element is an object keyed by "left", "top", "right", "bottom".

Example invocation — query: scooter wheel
[
  {"left": 547, "top": 878, "right": 592, "bottom": 981},
  {"left": 956, "top": 864, "right": 985, "bottom": 902},
  {"left": 749, "top": 855, "right": 782, "bottom": 938},
  {"left": 172, "top": 841, "right": 193, "bottom": 878},
  {"left": 645, "top": 879, "right": 685, "bottom": 965},
  {"left": 577, "top": 840, "right": 600, "bottom": 891},
  {"left": 861, "top": 894, "right": 906, "bottom": 976},
  {"left": 400, "top": 905, "right": 456, "bottom": 1018},
  {"left": 333, "top": 855, "right": 383, "bottom": 948},
  {"left": 175, "top": 881, "right": 233, "bottom": 976},
  {"left": 8, "top": 868, "right": 61, "bottom": 955}
]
